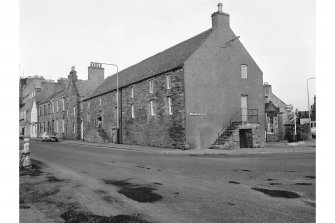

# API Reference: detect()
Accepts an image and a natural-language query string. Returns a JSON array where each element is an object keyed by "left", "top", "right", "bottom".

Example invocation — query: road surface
[{"left": 23, "top": 141, "right": 315, "bottom": 223}]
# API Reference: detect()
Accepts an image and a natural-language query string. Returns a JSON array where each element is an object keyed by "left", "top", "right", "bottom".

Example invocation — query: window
[
  {"left": 52, "top": 102, "right": 54, "bottom": 113},
  {"left": 99, "top": 97, "right": 102, "bottom": 106},
  {"left": 130, "top": 86, "right": 134, "bottom": 98},
  {"left": 87, "top": 113, "right": 91, "bottom": 123},
  {"left": 62, "top": 120, "right": 65, "bottom": 133},
  {"left": 241, "top": 64, "right": 248, "bottom": 79},
  {"left": 62, "top": 99, "right": 65, "bottom": 111},
  {"left": 56, "top": 120, "right": 59, "bottom": 133},
  {"left": 80, "top": 102, "right": 83, "bottom": 112},
  {"left": 87, "top": 101, "right": 90, "bottom": 111},
  {"left": 73, "top": 106, "right": 76, "bottom": 117},
  {"left": 66, "top": 108, "right": 68, "bottom": 116},
  {"left": 166, "top": 75, "right": 171, "bottom": 89},
  {"left": 56, "top": 100, "right": 59, "bottom": 112},
  {"left": 131, "top": 104, "right": 135, "bottom": 118},
  {"left": 149, "top": 80, "right": 153, "bottom": 93},
  {"left": 73, "top": 123, "right": 76, "bottom": 134},
  {"left": 167, "top": 97, "right": 172, "bottom": 115},
  {"left": 150, "top": 100, "right": 155, "bottom": 116}
]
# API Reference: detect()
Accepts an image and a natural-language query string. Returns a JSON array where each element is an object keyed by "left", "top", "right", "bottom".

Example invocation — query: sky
[{"left": 20, "top": 0, "right": 315, "bottom": 111}]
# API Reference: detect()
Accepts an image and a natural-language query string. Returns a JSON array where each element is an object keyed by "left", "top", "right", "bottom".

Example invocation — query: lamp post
[
  {"left": 92, "top": 62, "right": 119, "bottom": 143},
  {"left": 307, "top": 77, "right": 315, "bottom": 136}
]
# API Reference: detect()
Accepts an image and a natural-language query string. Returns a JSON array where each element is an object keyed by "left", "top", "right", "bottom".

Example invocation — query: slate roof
[
  {"left": 84, "top": 29, "right": 212, "bottom": 100},
  {"left": 76, "top": 80, "right": 102, "bottom": 98},
  {"left": 265, "top": 102, "right": 280, "bottom": 113},
  {"left": 38, "top": 89, "right": 67, "bottom": 105}
]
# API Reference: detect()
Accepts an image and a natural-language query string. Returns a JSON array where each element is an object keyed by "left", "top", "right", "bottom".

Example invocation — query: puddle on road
[
  {"left": 295, "top": 183, "right": 313, "bottom": 186},
  {"left": 46, "top": 176, "right": 66, "bottom": 183},
  {"left": 189, "top": 154, "right": 228, "bottom": 158},
  {"left": 267, "top": 179, "right": 276, "bottom": 181},
  {"left": 229, "top": 181, "right": 240, "bottom": 184},
  {"left": 269, "top": 183, "right": 282, "bottom": 185},
  {"left": 252, "top": 187, "right": 300, "bottom": 198},
  {"left": 242, "top": 169, "right": 252, "bottom": 172},
  {"left": 305, "top": 176, "right": 316, "bottom": 179},
  {"left": 103, "top": 179, "right": 163, "bottom": 203},
  {"left": 227, "top": 202, "right": 235, "bottom": 206},
  {"left": 60, "top": 210, "right": 151, "bottom": 223}
]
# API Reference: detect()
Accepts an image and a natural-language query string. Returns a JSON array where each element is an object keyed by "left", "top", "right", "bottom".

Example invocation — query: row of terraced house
[{"left": 20, "top": 4, "right": 292, "bottom": 149}]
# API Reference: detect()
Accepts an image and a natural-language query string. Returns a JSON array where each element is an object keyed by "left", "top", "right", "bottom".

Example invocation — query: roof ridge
[{"left": 84, "top": 28, "right": 212, "bottom": 100}]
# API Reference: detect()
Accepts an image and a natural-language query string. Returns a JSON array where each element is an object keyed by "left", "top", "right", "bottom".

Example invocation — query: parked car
[{"left": 40, "top": 132, "right": 59, "bottom": 142}]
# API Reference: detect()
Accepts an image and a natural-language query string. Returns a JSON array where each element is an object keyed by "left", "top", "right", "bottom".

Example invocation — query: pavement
[{"left": 45, "top": 138, "right": 316, "bottom": 155}]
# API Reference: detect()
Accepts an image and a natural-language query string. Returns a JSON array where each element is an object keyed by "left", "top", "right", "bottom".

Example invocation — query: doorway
[{"left": 239, "top": 129, "right": 253, "bottom": 148}]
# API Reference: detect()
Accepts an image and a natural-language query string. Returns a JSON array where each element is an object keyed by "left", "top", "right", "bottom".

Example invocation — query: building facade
[
  {"left": 82, "top": 4, "right": 265, "bottom": 150},
  {"left": 19, "top": 76, "right": 66, "bottom": 138},
  {"left": 38, "top": 65, "right": 104, "bottom": 139},
  {"left": 263, "top": 82, "right": 290, "bottom": 141}
]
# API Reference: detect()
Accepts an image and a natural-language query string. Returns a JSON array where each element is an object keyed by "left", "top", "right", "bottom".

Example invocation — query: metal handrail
[{"left": 215, "top": 109, "right": 259, "bottom": 145}]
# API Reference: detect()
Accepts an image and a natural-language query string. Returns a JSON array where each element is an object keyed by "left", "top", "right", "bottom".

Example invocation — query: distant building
[
  {"left": 82, "top": 4, "right": 265, "bottom": 150},
  {"left": 263, "top": 82, "right": 290, "bottom": 141},
  {"left": 19, "top": 76, "right": 66, "bottom": 138},
  {"left": 38, "top": 64, "right": 104, "bottom": 139}
]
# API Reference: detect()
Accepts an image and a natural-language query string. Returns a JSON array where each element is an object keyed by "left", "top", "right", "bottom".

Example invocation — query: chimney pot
[{"left": 218, "top": 3, "right": 223, "bottom": 12}]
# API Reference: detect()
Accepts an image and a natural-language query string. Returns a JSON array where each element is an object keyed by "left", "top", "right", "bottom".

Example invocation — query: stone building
[
  {"left": 83, "top": 4, "right": 265, "bottom": 150},
  {"left": 38, "top": 64, "right": 104, "bottom": 139},
  {"left": 263, "top": 82, "right": 290, "bottom": 141},
  {"left": 19, "top": 76, "right": 66, "bottom": 138}
]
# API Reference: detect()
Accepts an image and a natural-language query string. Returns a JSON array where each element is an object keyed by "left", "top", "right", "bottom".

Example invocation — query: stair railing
[{"left": 214, "top": 108, "right": 259, "bottom": 146}]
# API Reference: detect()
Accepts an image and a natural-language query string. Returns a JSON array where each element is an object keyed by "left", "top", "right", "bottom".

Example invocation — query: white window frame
[
  {"left": 99, "top": 97, "right": 102, "bottom": 106},
  {"left": 149, "top": 80, "right": 153, "bottom": 93},
  {"left": 56, "top": 120, "right": 59, "bottom": 133},
  {"left": 241, "top": 64, "right": 248, "bottom": 79},
  {"left": 62, "top": 120, "right": 65, "bottom": 133},
  {"left": 66, "top": 108, "right": 68, "bottom": 116},
  {"left": 168, "top": 97, "right": 172, "bottom": 115},
  {"left": 73, "top": 123, "right": 76, "bottom": 134},
  {"left": 131, "top": 104, "right": 135, "bottom": 118},
  {"left": 130, "top": 86, "right": 134, "bottom": 98},
  {"left": 73, "top": 106, "right": 76, "bottom": 116},
  {"left": 150, "top": 100, "right": 155, "bottom": 116},
  {"left": 166, "top": 75, "right": 171, "bottom": 89},
  {"left": 56, "top": 100, "right": 59, "bottom": 112}
]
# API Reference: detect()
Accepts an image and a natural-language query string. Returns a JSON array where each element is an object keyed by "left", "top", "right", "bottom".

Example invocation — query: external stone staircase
[
  {"left": 97, "top": 127, "right": 111, "bottom": 143},
  {"left": 210, "top": 121, "right": 241, "bottom": 150}
]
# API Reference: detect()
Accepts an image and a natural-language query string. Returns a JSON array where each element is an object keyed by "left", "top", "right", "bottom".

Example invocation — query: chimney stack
[
  {"left": 211, "top": 3, "right": 230, "bottom": 30},
  {"left": 68, "top": 66, "right": 78, "bottom": 82},
  {"left": 88, "top": 62, "right": 104, "bottom": 82}
]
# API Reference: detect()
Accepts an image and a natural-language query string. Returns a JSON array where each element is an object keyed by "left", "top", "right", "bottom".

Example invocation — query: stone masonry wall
[
  {"left": 83, "top": 68, "right": 187, "bottom": 149},
  {"left": 121, "top": 68, "right": 186, "bottom": 149}
]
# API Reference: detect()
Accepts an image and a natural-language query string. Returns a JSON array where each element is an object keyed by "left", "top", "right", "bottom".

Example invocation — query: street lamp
[
  {"left": 307, "top": 77, "right": 316, "bottom": 135},
  {"left": 92, "top": 62, "right": 119, "bottom": 143}
]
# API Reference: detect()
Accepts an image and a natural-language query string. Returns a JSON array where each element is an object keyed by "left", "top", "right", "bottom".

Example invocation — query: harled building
[{"left": 82, "top": 4, "right": 266, "bottom": 149}]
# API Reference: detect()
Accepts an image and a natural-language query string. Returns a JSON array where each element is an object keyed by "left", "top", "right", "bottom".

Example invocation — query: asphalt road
[{"left": 28, "top": 141, "right": 315, "bottom": 223}]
